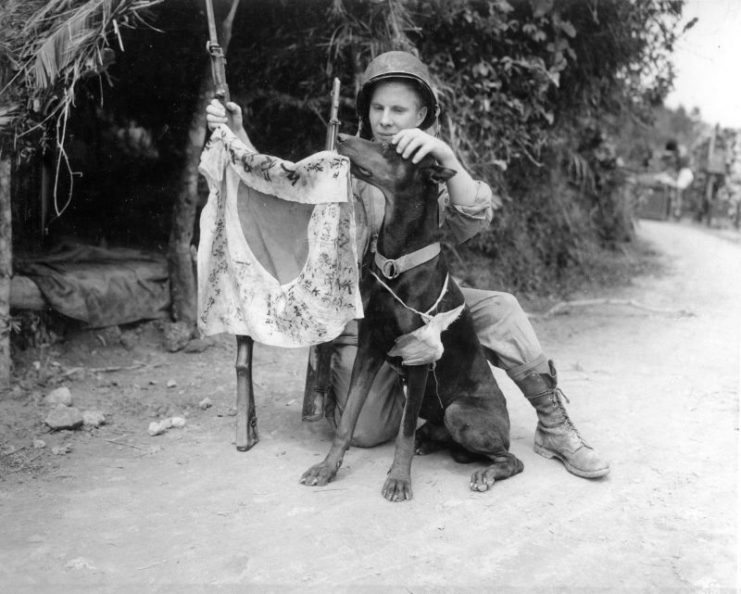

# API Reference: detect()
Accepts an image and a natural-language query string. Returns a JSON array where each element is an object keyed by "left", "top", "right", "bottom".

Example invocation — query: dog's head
[{"left": 337, "top": 134, "right": 455, "bottom": 199}]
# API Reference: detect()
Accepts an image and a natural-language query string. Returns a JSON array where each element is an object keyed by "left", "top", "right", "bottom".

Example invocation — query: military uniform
[{"left": 325, "top": 51, "right": 610, "bottom": 479}]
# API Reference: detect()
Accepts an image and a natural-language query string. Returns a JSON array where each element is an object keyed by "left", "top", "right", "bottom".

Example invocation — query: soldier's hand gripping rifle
[
  {"left": 302, "top": 77, "right": 342, "bottom": 422},
  {"left": 205, "top": 0, "right": 230, "bottom": 105}
]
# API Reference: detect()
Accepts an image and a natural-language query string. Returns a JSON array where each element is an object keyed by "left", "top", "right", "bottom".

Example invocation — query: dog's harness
[
  {"left": 368, "top": 251, "right": 465, "bottom": 371},
  {"left": 365, "top": 191, "right": 442, "bottom": 282},
  {"left": 369, "top": 267, "right": 450, "bottom": 323},
  {"left": 371, "top": 265, "right": 463, "bottom": 409},
  {"left": 363, "top": 186, "right": 463, "bottom": 369},
  {"left": 362, "top": 185, "right": 460, "bottom": 407}
]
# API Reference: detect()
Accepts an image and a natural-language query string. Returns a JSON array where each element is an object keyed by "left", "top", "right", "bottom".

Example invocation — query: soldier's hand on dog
[
  {"left": 392, "top": 128, "right": 480, "bottom": 208},
  {"left": 391, "top": 128, "right": 455, "bottom": 165}
]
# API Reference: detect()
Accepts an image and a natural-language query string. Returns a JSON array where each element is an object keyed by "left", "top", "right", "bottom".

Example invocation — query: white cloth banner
[{"left": 197, "top": 126, "right": 363, "bottom": 347}]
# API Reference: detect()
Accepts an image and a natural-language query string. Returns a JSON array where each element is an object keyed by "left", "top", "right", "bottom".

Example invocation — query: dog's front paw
[
  {"left": 469, "top": 467, "right": 497, "bottom": 492},
  {"left": 382, "top": 476, "right": 413, "bottom": 502},
  {"left": 300, "top": 462, "right": 337, "bottom": 487}
]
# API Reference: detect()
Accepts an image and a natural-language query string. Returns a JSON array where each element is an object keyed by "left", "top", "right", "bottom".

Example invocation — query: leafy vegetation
[
  {"left": 225, "top": 0, "right": 687, "bottom": 293},
  {"left": 1, "top": 0, "right": 160, "bottom": 151},
  {"left": 2, "top": 0, "right": 687, "bottom": 297}
]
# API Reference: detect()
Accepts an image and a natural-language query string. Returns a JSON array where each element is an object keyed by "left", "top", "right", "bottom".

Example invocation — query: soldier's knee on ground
[
  {"left": 348, "top": 422, "right": 398, "bottom": 448},
  {"left": 329, "top": 342, "right": 404, "bottom": 448}
]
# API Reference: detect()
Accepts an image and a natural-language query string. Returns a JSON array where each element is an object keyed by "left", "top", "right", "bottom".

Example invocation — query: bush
[{"left": 223, "top": 0, "right": 684, "bottom": 293}]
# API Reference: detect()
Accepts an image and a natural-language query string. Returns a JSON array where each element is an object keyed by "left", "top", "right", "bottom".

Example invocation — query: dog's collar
[{"left": 373, "top": 242, "right": 441, "bottom": 280}]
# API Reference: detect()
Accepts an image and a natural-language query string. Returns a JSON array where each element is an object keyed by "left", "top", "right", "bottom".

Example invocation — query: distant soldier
[{"left": 655, "top": 140, "right": 694, "bottom": 219}]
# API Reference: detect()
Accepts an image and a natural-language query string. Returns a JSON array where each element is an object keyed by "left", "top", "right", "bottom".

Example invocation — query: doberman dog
[{"left": 300, "top": 134, "right": 523, "bottom": 501}]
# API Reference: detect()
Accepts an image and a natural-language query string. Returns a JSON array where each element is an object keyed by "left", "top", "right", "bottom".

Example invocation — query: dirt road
[{"left": 0, "top": 220, "right": 738, "bottom": 592}]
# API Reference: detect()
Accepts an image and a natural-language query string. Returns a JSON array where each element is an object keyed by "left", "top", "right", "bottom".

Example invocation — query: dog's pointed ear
[{"left": 422, "top": 164, "right": 457, "bottom": 183}]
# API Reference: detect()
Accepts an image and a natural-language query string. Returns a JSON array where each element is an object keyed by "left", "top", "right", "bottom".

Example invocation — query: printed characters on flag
[{"left": 197, "top": 125, "right": 362, "bottom": 347}]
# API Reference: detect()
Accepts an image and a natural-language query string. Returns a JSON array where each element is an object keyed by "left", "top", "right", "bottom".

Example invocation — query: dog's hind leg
[
  {"left": 444, "top": 397, "right": 524, "bottom": 492},
  {"left": 414, "top": 422, "right": 450, "bottom": 455},
  {"left": 382, "top": 364, "right": 429, "bottom": 502},
  {"left": 468, "top": 452, "right": 524, "bottom": 492},
  {"left": 415, "top": 422, "right": 490, "bottom": 464}
]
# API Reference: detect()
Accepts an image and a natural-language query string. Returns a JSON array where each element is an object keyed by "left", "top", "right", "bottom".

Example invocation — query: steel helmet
[
  {"left": 663, "top": 139, "right": 690, "bottom": 168},
  {"left": 356, "top": 51, "right": 439, "bottom": 138}
]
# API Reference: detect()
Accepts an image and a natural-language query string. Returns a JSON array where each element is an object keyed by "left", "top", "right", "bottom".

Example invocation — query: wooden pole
[
  {"left": 0, "top": 154, "right": 12, "bottom": 390},
  {"left": 705, "top": 125, "right": 718, "bottom": 227},
  {"left": 167, "top": 0, "right": 240, "bottom": 325},
  {"left": 302, "top": 78, "right": 341, "bottom": 422}
]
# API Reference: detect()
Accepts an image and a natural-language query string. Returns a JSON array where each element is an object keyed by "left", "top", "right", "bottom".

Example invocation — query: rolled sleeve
[{"left": 440, "top": 180, "right": 501, "bottom": 244}]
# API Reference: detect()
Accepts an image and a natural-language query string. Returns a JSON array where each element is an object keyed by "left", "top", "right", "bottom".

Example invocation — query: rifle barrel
[
  {"left": 204, "top": 0, "right": 229, "bottom": 104},
  {"left": 204, "top": 0, "right": 219, "bottom": 44},
  {"left": 326, "top": 77, "right": 341, "bottom": 151}
]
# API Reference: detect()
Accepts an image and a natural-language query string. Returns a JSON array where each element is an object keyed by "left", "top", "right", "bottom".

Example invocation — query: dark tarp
[{"left": 15, "top": 243, "right": 171, "bottom": 328}]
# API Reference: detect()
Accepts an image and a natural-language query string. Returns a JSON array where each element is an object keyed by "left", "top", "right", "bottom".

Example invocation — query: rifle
[
  {"left": 325, "top": 77, "right": 341, "bottom": 152},
  {"left": 204, "top": 0, "right": 230, "bottom": 105},
  {"left": 302, "top": 77, "right": 342, "bottom": 423}
]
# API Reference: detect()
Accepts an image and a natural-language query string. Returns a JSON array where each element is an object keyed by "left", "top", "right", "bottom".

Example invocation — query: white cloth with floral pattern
[{"left": 197, "top": 126, "right": 362, "bottom": 347}]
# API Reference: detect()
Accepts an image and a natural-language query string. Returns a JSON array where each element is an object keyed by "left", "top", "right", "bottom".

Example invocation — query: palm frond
[
  {"left": 567, "top": 151, "right": 597, "bottom": 192},
  {"left": 29, "top": 1, "right": 98, "bottom": 88},
  {"left": 20, "top": 0, "right": 158, "bottom": 91},
  {"left": 1, "top": 0, "right": 161, "bottom": 145},
  {"left": 0, "top": 104, "right": 20, "bottom": 128}
]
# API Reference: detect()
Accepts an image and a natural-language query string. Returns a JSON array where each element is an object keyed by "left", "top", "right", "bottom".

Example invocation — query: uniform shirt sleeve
[{"left": 438, "top": 180, "right": 501, "bottom": 244}]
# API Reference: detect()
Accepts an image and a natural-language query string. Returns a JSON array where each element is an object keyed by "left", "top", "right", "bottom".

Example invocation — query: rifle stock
[{"left": 303, "top": 77, "right": 343, "bottom": 422}]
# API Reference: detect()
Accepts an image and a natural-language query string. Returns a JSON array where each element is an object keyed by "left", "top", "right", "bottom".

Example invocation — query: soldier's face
[{"left": 368, "top": 81, "right": 427, "bottom": 143}]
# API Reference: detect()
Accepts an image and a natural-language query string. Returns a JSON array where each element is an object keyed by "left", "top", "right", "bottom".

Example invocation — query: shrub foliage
[
  {"left": 225, "top": 0, "right": 684, "bottom": 292},
  {"left": 4, "top": 0, "right": 686, "bottom": 293}
]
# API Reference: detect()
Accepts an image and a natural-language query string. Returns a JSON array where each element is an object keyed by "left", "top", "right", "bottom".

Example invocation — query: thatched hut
[
  {"left": 0, "top": 0, "right": 237, "bottom": 387},
  {"left": 0, "top": 0, "right": 684, "bottom": 389},
  {"left": 0, "top": 0, "right": 401, "bottom": 388}
]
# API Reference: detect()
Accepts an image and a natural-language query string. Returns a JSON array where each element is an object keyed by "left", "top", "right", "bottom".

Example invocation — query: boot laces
[{"left": 550, "top": 387, "right": 585, "bottom": 443}]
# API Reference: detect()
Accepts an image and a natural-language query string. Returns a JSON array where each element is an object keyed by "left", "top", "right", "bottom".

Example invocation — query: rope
[
  {"left": 369, "top": 269, "right": 451, "bottom": 411},
  {"left": 369, "top": 270, "right": 450, "bottom": 324},
  {"left": 430, "top": 362, "right": 444, "bottom": 409}
]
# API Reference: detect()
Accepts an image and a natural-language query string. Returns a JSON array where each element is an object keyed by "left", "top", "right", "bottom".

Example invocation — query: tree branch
[{"left": 530, "top": 298, "right": 695, "bottom": 318}]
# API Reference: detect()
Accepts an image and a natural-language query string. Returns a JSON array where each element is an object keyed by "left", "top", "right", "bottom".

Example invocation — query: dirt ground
[{"left": 0, "top": 219, "right": 738, "bottom": 592}]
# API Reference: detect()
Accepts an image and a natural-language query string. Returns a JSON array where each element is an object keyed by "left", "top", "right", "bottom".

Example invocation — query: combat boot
[{"left": 515, "top": 361, "right": 610, "bottom": 479}]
